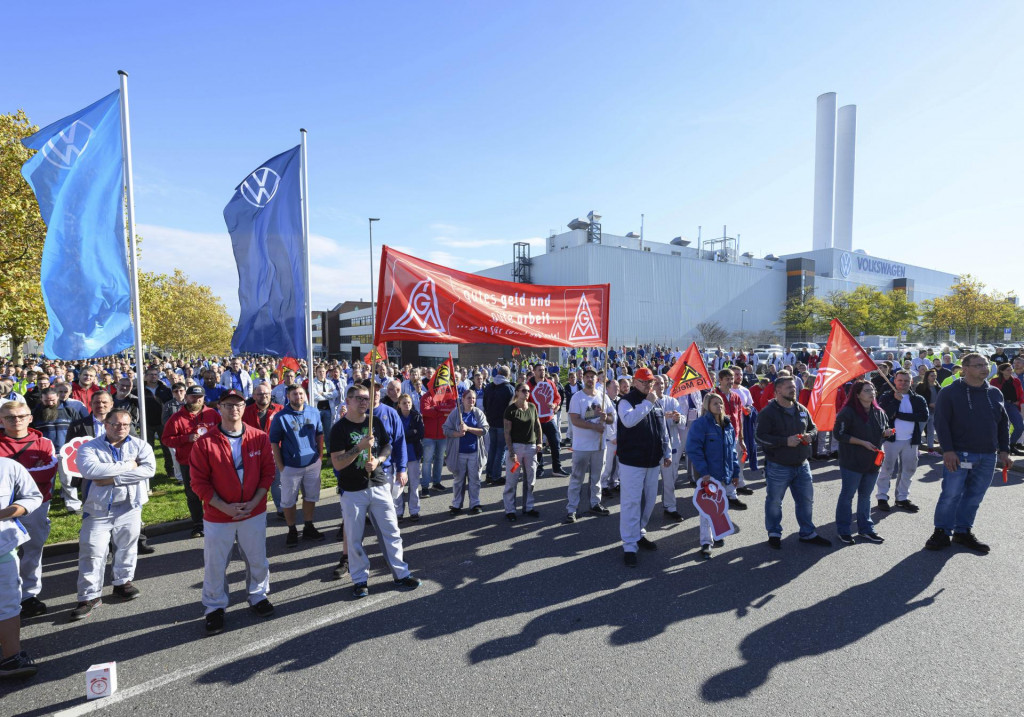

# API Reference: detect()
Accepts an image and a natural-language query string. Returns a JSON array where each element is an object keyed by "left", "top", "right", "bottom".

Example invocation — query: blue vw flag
[
  {"left": 21, "top": 90, "right": 134, "bottom": 359},
  {"left": 224, "top": 146, "right": 307, "bottom": 357}
]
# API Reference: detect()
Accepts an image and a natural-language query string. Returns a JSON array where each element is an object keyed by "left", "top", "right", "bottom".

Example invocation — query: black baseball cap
[{"left": 185, "top": 386, "right": 205, "bottom": 397}]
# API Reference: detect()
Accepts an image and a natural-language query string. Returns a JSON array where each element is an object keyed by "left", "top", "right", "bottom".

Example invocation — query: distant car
[
  {"left": 789, "top": 342, "right": 821, "bottom": 352},
  {"left": 756, "top": 344, "right": 785, "bottom": 353}
]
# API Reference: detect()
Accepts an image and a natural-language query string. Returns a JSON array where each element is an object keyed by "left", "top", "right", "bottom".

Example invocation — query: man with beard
[{"left": 242, "top": 383, "right": 284, "bottom": 515}]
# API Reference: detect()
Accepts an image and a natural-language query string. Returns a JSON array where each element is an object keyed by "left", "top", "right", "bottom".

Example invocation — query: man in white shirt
[
  {"left": 652, "top": 375, "right": 684, "bottom": 521},
  {"left": 564, "top": 368, "right": 614, "bottom": 522}
]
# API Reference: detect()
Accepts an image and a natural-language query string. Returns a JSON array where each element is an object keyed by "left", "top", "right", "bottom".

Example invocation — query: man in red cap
[{"left": 616, "top": 368, "right": 671, "bottom": 567}]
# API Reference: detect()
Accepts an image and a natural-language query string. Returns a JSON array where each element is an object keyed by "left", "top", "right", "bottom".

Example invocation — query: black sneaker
[
  {"left": 418, "top": 488, "right": 430, "bottom": 499},
  {"left": 552, "top": 468, "right": 569, "bottom": 477},
  {"left": 564, "top": 512, "right": 577, "bottom": 524},
  {"left": 205, "top": 608, "right": 224, "bottom": 635},
  {"left": 302, "top": 525, "right": 326, "bottom": 542},
  {"left": 858, "top": 532, "right": 885, "bottom": 544},
  {"left": 407, "top": 514, "right": 420, "bottom": 523},
  {"left": 894, "top": 499, "right": 920, "bottom": 513},
  {"left": 331, "top": 559, "right": 349, "bottom": 580},
  {"left": 799, "top": 535, "right": 832, "bottom": 547},
  {"left": 112, "top": 581, "right": 141, "bottom": 600},
  {"left": 767, "top": 536, "right": 782, "bottom": 550},
  {"left": 524, "top": 509, "right": 540, "bottom": 517},
  {"left": 250, "top": 598, "right": 275, "bottom": 617},
  {"left": 286, "top": 528, "right": 299, "bottom": 549},
  {"left": 190, "top": 527, "right": 205, "bottom": 539},
  {"left": 137, "top": 535, "right": 156, "bottom": 555},
  {"left": 925, "top": 528, "right": 951, "bottom": 550},
  {"left": 69, "top": 597, "right": 101, "bottom": 621},
  {"left": 353, "top": 583, "right": 369, "bottom": 599},
  {"left": 736, "top": 487, "right": 754, "bottom": 495},
  {"left": 394, "top": 575, "right": 421, "bottom": 590},
  {"left": 20, "top": 596, "right": 47, "bottom": 618},
  {"left": 505, "top": 512, "right": 517, "bottom": 522},
  {"left": 432, "top": 484, "right": 448, "bottom": 492},
  {"left": 876, "top": 500, "right": 891, "bottom": 512},
  {"left": 469, "top": 506, "right": 483, "bottom": 515},
  {"left": 700, "top": 544, "right": 713, "bottom": 559},
  {"left": 637, "top": 537, "right": 657, "bottom": 551},
  {"left": 952, "top": 531, "right": 991, "bottom": 554},
  {"left": 663, "top": 510, "right": 683, "bottom": 522},
  {"left": 448, "top": 507, "right": 462, "bottom": 516},
  {"left": 624, "top": 551, "right": 638, "bottom": 567},
  {"left": 0, "top": 650, "right": 37, "bottom": 679},
  {"left": 728, "top": 498, "right": 748, "bottom": 511},
  {"left": 836, "top": 534, "right": 855, "bottom": 545},
  {"left": 590, "top": 504, "right": 610, "bottom": 516}
]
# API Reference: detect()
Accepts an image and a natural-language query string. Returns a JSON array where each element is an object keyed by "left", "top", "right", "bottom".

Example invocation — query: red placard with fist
[{"left": 692, "top": 477, "right": 736, "bottom": 540}]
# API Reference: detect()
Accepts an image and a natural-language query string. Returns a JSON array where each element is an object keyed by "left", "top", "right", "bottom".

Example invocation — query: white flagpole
[
  {"left": 299, "top": 129, "right": 314, "bottom": 378},
  {"left": 367, "top": 218, "right": 380, "bottom": 447},
  {"left": 118, "top": 70, "right": 147, "bottom": 443}
]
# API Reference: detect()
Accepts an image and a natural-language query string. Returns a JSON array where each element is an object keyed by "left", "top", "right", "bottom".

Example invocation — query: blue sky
[{"left": 5, "top": 1, "right": 1023, "bottom": 319}]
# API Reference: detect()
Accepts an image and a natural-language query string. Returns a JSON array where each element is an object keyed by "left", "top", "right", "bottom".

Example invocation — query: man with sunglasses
[
  {"left": 331, "top": 385, "right": 419, "bottom": 598},
  {"left": 617, "top": 368, "right": 672, "bottom": 567},
  {"left": 926, "top": 353, "right": 1011, "bottom": 553}
]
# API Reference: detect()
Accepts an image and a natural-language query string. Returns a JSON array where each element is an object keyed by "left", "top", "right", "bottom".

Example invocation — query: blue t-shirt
[
  {"left": 268, "top": 404, "right": 323, "bottom": 468},
  {"left": 459, "top": 410, "right": 480, "bottom": 454}
]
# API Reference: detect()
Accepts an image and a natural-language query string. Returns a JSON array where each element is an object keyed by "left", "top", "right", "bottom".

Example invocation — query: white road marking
[{"left": 52, "top": 592, "right": 398, "bottom": 716}]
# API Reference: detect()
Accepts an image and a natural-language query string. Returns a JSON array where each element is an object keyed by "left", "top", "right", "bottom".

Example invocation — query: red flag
[
  {"left": 511, "top": 347, "right": 522, "bottom": 357},
  {"left": 374, "top": 246, "right": 610, "bottom": 348},
  {"left": 666, "top": 342, "right": 714, "bottom": 398},
  {"left": 275, "top": 357, "right": 301, "bottom": 382},
  {"left": 808, "top": 319, "right": 879, "bottom": 430},
  {"left": 363, "top": 342, "right": 388, "bottom": 365},
  {"left": 427, "top": 353, "right": 457, "bottom": 401}
]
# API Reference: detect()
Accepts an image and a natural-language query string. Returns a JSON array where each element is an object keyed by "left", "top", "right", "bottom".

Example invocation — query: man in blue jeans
[
  {"left": 926, "top": 353, "right": 1011, "bottom": 553},
  {"left": 754, "top": 375, "right": 830, "bottom": 549},
  {"left": 482, "top": 366, "right": 515, "bottom": 484}
]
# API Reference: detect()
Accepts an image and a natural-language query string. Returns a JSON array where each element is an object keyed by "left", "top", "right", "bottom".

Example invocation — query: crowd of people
[{"left": 0, "top": 342, "right": 1016, "bottom": 679}]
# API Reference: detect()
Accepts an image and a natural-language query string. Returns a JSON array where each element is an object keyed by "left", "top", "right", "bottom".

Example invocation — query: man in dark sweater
[
  {"left": 925, "top": 353, "right": 1011, "bottom": 553},
  {"left": 755, "top": 376, "right": 830, "bottom": 549}
]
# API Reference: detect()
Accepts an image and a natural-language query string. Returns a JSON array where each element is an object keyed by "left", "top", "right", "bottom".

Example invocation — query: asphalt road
[{"left": 3, "top": 449, "right": 1023, "bottom": 717}]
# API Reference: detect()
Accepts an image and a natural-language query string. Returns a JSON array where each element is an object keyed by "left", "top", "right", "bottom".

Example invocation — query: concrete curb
[{"left": 41, "top": 485, "right": 344, "bottom": 558}]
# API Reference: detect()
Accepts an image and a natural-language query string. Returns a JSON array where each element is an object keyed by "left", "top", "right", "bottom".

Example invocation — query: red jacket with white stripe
[
  {"left": 188, "top": 424, "right": 275, "bottom": 523},
  {"left": 162, "top": 406, "right": 222, "bottom": 466},
  {"left": 0, "top": 428, "right": 58, "bottom": 502}
]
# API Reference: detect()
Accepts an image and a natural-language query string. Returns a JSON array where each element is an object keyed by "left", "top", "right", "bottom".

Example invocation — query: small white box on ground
[{"left": 86, "top": 662, "right": 117, "bottom": 700}]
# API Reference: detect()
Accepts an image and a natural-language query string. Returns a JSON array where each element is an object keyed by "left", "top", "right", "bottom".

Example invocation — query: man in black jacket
[
  {"left": 875, "top": 370, "right": 929, "bottom": 513},
  {"left": 482, "top": 366, "right": 515, "bottom": 485},
  {"left": 755, "top": 376, "right": 829, "bottom": 549}
]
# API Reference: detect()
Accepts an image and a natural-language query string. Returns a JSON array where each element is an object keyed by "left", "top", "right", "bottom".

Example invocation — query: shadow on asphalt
[{"left": 700, "top": 549, "right": 952, "bottom": 701}]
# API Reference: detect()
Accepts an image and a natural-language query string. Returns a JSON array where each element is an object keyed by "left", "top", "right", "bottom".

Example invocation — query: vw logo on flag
[
  {"left": 838, "top": 251, "right": 853, "bottom": 278},
  {"left": 240, "top": 167, "right": 281, "bottom": 208},
  {"left": 41, "top": 120, "right": 94, "bottom": 170}
]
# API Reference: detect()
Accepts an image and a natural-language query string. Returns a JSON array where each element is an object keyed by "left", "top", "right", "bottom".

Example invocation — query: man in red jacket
[
  {"left": 162, "top": 386, "right": 221, "bottom": 538},
  {"left": 188, "top": 390, "right": 276, "bottom": 636},
  {"left": 0, "top": 402, "right": 57, "bottom": 618},
  {"left": 242, "top": 383, "right": 284, "bottom": 516},
  {"left": 70, "top": 367, "right": 101, "bottom": 406}
]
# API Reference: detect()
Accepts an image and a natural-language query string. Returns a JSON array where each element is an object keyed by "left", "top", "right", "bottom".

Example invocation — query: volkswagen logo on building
[{"left": 839, "top": 251, "right": 853, "bottom": 278}]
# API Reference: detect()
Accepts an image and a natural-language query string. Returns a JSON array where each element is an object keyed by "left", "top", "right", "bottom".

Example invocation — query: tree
[
  {"left": 0, "top": 111, "right": 48, "bottom": 361},
  {"left": 696, "top": 320, "right": 729, "bottom": 348},
  {"left": 139, "top": 270, "right": 234, "bottom": 356},
  {"left": 923, "top": 275, "right": 1015, "bottom": 344}
]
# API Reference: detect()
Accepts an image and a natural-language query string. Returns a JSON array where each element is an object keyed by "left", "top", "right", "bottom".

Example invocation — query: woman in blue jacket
[
  {"left": 685, "top": 392, "right": 741, "bottom": 559},
  {"left": 397, "top": 394, "right": 425, "bottom": 522}
]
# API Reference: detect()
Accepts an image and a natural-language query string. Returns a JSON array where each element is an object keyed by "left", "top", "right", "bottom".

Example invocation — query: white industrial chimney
[
  {"left": 833, "top": 104, "right": 856, "bottom": 251},
  {"left": 812, "top": 92, "right": 837, "bottom": 252}
]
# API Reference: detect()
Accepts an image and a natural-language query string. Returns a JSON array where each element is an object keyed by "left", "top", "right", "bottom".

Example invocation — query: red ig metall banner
[{"left": 374, "top": 246, "right": 610, "bottom": 348}]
